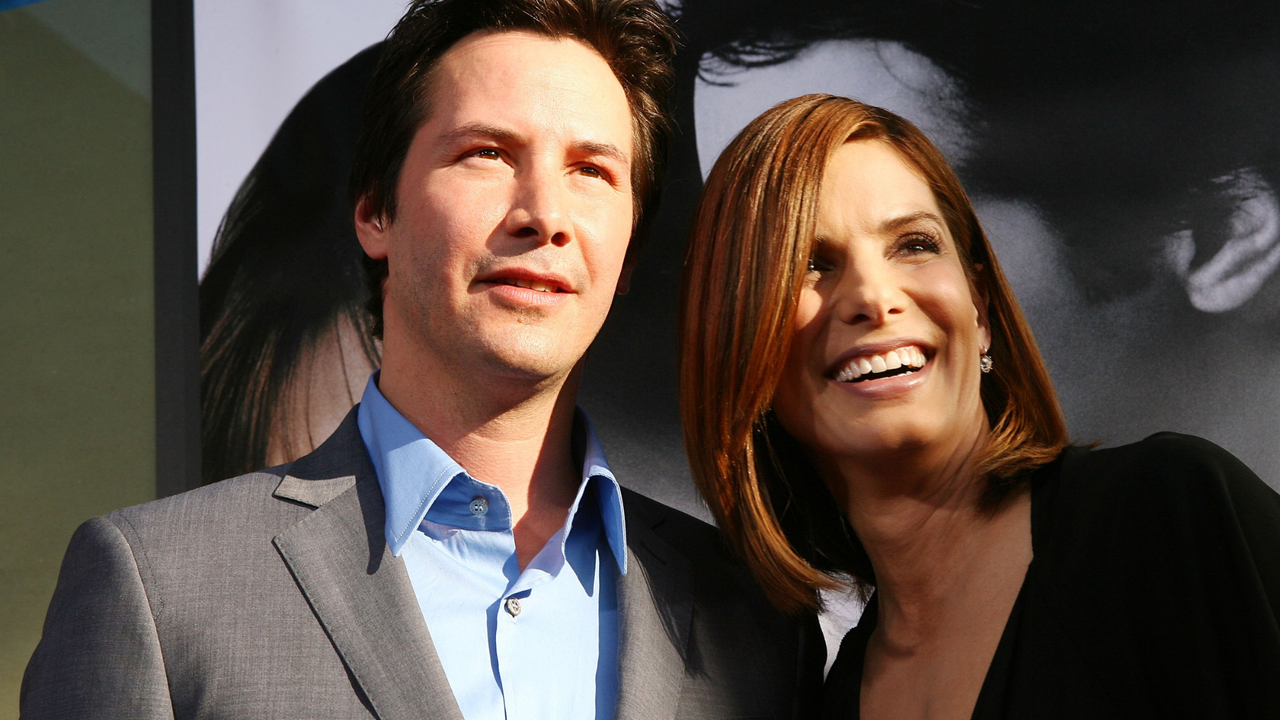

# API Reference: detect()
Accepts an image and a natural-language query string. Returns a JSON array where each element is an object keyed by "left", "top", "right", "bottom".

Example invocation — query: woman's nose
[{"left": 833, "top": 254, "right": 904, "bottom": 326}]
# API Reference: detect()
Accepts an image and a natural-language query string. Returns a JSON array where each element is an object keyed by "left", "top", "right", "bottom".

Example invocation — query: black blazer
[{"left": 824, "top": 433, "right": 1280, "bottom": 719}]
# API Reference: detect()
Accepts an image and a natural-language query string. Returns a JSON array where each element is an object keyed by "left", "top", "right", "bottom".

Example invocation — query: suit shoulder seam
[
  {"left": 103, "top": 513, "right": 177, "bottom": 711},
  {"left": 108, "top": 513, "right": 167, "bottom": 622}
]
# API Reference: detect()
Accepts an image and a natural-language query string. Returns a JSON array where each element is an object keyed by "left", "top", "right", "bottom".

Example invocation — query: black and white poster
[{"left": 195, "top": 0, "right": 1280, "bottom": 520}]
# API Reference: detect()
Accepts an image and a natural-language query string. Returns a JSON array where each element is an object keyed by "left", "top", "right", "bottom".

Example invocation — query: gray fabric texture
[{"left": 22, "top": 408, "right": 825, "bottom": 719}]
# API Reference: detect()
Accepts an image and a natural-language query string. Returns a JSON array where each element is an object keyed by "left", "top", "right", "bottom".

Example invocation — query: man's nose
[
  {"left": 833, "top": 255, "right": 904, "bottom": 326},
  {"left": 504, "top": 167, "right": 572, "bottom": 246}
]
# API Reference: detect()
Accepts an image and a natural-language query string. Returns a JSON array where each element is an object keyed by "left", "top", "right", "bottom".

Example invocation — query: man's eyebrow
[
  {"left": 441, "top": 122, "right": 522, "bottom": 145},
  {"left": 879, "top": 210, "right": 945, "bottom": 234},
  {"left": 441, "top": 122, "right": 628, "bottom": 165},
  {"left": 573, "top": 140, "right": 629, "bottom": 166}
]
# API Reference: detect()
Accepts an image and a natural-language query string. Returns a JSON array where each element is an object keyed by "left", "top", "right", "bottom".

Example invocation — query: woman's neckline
[{"left": 826, "top": 450, "right": 1067, "bottom": 720}]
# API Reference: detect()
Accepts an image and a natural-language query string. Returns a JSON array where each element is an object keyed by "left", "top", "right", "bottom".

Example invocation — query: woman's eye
[
  {"left": 898, "top": 234, "right": 942, "bottom": 255},
  {"left": 807, "top": 256, "right": 834, "bottom": 273}
]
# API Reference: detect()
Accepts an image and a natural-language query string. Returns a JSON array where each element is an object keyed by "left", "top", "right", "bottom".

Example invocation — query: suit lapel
[
  {"left": 272, "top": 411, "right": 464, "bottom": 720},
  {"left": 614, "top": 503, "right": 694, "bottom": 720},
  {"left": 272, "top": 412, "right": 699, "bottom": 720}
]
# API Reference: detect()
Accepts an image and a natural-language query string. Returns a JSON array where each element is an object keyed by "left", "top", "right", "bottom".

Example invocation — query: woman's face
[{"left": 771, "top": 140, "right": 991, "bottom": 468}]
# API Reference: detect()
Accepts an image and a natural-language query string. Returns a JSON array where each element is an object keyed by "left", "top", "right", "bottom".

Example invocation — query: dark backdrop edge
[{"left": 152, "top": 0, "right": 201, "bottom": 498}]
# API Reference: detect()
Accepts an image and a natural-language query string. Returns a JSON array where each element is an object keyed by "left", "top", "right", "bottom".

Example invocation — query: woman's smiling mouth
[{"left": 831, "top": 345, "right": 927, "bottom": 383}]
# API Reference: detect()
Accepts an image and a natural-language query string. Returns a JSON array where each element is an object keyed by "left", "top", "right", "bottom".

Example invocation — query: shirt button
[
  {"left": 505, "top": 596, "right": 522, "bottom": 617},
  {"left": 469, "top": 497, "right": 488, "bottom": 516}
]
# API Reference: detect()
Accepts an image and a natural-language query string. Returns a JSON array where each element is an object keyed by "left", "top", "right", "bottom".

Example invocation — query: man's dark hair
[{"left": 349, "top": 0, "right": 680, "bottom": 338}]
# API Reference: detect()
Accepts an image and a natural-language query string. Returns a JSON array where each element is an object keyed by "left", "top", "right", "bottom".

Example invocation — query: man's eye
[{"left": 472, "top": 148, "right": 500, "bottom": 160}]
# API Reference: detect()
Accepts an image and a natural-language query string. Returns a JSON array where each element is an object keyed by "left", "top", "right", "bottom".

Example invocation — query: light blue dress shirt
[{"left": 357, "top": 374, "right": 627, "bottom": 720}]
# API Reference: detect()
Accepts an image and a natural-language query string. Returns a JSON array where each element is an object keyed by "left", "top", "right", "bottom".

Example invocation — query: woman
[{"left": 679, "top": 94, "right": 1280, "bottom": 718}]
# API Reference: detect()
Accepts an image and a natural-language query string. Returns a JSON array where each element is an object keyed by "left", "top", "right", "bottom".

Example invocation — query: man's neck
[{"left": 377, "top": 339, "right": 584, "bottom": 569}]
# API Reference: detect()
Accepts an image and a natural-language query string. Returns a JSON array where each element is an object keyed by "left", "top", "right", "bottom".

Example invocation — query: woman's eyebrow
[{"left": 878, "top": 210, "right": 944, "bottom": 234}]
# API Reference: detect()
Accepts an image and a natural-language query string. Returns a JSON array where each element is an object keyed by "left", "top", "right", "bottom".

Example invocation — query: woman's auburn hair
[{"left": 678, "top": 94, "right": 1070, "bottom": 614}]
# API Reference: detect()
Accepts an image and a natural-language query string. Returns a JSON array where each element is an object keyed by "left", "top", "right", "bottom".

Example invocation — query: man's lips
[{"left": 474, "top": 268, "right": 573, "bottom": 294}]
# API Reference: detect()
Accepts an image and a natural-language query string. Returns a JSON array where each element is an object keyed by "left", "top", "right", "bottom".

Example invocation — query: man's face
[{"left": 362, "top": 30, "right": 635, "bottom": 384}]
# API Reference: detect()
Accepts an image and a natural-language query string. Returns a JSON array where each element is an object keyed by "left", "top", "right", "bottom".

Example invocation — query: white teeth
[
  {"left": 510, "top": 279, "right": 556, "bottom": 292},
  {"left": 833, "top": 345, "right": 927, "bottom": 383}
]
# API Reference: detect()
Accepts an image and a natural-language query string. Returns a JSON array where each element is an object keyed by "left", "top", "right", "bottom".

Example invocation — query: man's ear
[
  {"left": 615, "top": 248, "right": 639, "bottom": 296},
  {"left": 354, "top": 196, "right": 389, "bottom": 260},
  {"left": 973, "top": 263, "right": 992, "bottom": 350}
]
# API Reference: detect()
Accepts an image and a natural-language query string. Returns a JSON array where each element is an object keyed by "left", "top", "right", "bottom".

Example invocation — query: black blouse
[{"left": 822, "top": 433, "right": 1280, "bottom": 719}]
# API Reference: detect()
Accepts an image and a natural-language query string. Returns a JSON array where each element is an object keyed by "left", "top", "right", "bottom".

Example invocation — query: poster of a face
[
  {"left": 196, "top": 0, "right": 1280, "bottom": 522},
  {"left": 680, "top": 0, "right": 1280, "bottom": 496}
]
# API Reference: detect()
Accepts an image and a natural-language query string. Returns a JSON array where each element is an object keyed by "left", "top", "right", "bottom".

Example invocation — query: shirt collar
[
  {"left": 576, "top": 410, "right": 627, "bottom": 574},
  {"left": 357, "top": 372, "right": 627, "bottom": 574}
]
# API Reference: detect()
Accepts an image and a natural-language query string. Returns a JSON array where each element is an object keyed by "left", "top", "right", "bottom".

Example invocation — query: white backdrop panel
[{"left": 195, "top": 0, "right": 408, "bottom": 277}]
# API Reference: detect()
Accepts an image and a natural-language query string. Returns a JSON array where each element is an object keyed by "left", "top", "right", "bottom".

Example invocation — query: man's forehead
[
  {"left": 422, "top": 30, "right": 633, "bottom": 155},
  {"left": 438, "top": 31, "right": 601, "bottom": 78}
]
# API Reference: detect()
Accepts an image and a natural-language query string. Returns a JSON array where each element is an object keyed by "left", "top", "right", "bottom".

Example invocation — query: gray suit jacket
[{"left": 22, "top": 410, "right": 824, "bottom": 719}]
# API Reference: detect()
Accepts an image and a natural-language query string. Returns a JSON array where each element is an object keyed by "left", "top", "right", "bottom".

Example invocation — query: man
[{"left": 20, "top": 0, "right": 824, "bottom": 717}]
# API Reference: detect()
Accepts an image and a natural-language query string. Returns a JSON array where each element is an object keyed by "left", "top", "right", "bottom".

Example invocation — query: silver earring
[{"left": 979, "top": 349, "right": 993, "bottom": 374}]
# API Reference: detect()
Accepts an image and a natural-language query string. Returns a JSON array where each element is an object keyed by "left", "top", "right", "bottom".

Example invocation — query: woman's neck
[{"left": 828, "top": 420, "right": 1031, "bottom": 646}]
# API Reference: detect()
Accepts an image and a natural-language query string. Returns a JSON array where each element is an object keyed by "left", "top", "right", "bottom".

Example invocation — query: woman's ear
[
  {"left": 353, "top": 196, "right": 389, "bottom": 260},
  {"left": 973, "top": 263, "right": 992, "bottom": 350}
]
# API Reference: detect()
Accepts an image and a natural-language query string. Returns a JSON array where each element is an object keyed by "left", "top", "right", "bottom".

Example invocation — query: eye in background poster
[{"left": 194, "top": 0, "right": 1280, "bottom": 659}]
